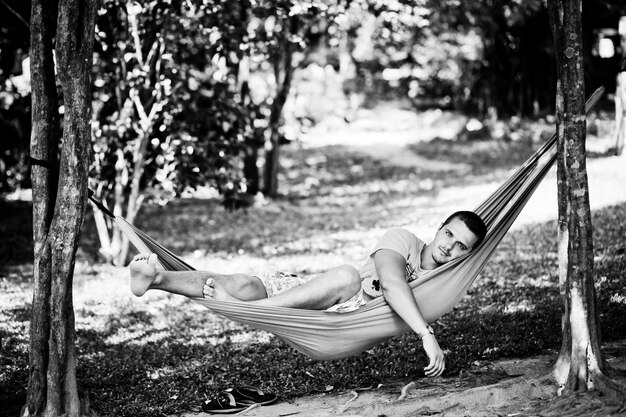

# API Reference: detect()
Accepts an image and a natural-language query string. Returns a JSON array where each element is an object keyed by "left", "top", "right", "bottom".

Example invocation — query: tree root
[
  {"left": 592, "top": 372, "right": 626, "bottom": 412},
  {"left": 536, "top": 372, "right": 626, "bottom": 417},
  {"left": 398, "top": 381, "right": 416, "bottom": 400},
  {"left": 604, "top": 361, "right": 626, "bottom": 378}
]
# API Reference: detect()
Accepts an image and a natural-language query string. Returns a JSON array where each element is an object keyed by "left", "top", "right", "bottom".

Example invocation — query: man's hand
[{"left": 421, "top": 334, "right": 445, "bottom": 377}]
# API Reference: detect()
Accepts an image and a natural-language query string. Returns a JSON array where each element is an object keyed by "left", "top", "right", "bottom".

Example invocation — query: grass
[{"left": 1, "top": 115, "right": 625, "bottom": 417}]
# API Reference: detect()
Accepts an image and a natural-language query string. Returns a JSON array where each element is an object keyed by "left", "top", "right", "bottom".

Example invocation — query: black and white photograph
[{"left": 1, "top": 0, "right": 625, "bottom": 416}]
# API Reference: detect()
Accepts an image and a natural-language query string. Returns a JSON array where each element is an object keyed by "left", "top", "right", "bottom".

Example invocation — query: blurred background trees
[
  {"left": 1, "top": 0, "right": 625, "bottom": 263},
  {"left": 0, "top": 0, "right": 31, "bottom": 192}
]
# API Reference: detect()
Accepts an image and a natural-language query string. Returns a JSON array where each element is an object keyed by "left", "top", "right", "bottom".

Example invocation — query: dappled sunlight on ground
[
  {"left": 0, "top": 265, "right": 32, "bottom": 351},
  {"left": 513, "top": 155, "right": 626, "bottom": 229},
  {"left": 503, "top": 300, "right": 536, "bottom": 314}
]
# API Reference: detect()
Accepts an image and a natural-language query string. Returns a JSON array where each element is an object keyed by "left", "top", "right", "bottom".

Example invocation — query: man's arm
[{"left": 374, "top": 249, "right": 445, "bottom": 377}]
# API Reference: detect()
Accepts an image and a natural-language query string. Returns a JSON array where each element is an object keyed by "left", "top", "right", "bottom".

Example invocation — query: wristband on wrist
[{"left": 418, "top": 325, "right": 434, "bottom": 339}]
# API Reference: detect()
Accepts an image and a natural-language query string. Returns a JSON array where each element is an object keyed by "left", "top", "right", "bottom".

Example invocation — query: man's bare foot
[
  {"left": 203, "top": 278, "right": 240, "bottom": 302},
  {"left": 129, "top": 253, "right": 159, "bottom": 297}
]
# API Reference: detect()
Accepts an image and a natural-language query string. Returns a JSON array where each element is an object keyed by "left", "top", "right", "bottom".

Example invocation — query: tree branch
[{"left": 0, "top": 0, "right": 30, "bottom": 30}]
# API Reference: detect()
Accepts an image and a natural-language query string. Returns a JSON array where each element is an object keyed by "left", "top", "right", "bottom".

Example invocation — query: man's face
[{"left": 430, "top": 218, "right": 479, "bottom": 266}]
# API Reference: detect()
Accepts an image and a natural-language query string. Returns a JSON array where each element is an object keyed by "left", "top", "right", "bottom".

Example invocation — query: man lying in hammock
[{"left": 129, "top": 210, "right": 486, "bottom": 378}]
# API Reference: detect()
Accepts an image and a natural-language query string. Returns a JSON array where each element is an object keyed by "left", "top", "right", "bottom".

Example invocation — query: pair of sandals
[{"left": 201, "top": 386, "right": 277, "bottom": 414}]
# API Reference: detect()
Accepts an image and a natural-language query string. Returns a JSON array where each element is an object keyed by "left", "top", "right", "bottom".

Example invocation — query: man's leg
[
  {"left": 129, "top": 253, "right": 267, "bottom": 300},
  {"left": 205, "top": 265, "right": 362, "bottom": 310}
]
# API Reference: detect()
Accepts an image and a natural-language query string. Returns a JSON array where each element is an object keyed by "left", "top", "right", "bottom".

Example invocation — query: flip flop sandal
[
  {"left": 225, "top": 386, "right": 277, "bottom": 406},
  {"left": 201, "top": 392, "right": 247, "bottom": 414}
]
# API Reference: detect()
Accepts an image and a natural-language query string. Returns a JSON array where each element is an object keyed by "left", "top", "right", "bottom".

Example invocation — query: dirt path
[
  {"left": 302, "top": 105, "right": 626, "bottom": 230},
  {"left": 181, "top": 340, "right": 625, "bottom": 417},
  {"left": 214, "top": 356, "right": 556, "bottom": 417}
]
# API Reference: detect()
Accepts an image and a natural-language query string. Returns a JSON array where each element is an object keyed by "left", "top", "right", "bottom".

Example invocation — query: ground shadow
[{"left": 1, "top": 202, "right": 625, "bottom": 416}]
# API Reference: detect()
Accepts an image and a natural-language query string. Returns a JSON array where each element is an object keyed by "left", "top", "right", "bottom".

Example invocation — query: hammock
[{"left": 90, "top": 88, "right": 603, "bottom": 360}]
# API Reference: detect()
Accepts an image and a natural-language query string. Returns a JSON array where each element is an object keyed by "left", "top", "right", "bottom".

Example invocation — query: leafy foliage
[
  {"left": 89, "top": 0, "right": 262, "bottom": 263},
  {"left": 1, "top": 0, "right": 624, "bottom": 199},
  {"left": 90, "top": 0, "right": 252, "bottom": 204}
]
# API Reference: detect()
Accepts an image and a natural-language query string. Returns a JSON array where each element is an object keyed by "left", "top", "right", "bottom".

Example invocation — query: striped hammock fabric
[{"left": 90, "top": 88, "right": 603, "bottom": 360}]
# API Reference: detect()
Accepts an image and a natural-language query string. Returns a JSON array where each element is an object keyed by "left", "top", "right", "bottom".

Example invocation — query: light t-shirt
[{"left": 358, "top": 228, "right": 430, "bottom": 297}]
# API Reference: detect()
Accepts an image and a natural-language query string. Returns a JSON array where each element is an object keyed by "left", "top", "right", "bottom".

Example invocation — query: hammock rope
[{"left": 90, "top": 88, "right": 603, "bottom": 360}]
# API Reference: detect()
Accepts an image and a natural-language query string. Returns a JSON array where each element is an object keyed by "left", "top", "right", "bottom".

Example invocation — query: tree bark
[
  {"left": 547, "top": 0, "right": 623, "bottom": 400},
  {"left": 26, "top": 0, "right": 98, "bottom": 415},
  {"left": 615, "top": 17, "right": 626, "bottom": 156},
  {"left": 27, "top": 0, "right": 59, "bottom": 414},
  {"left": 549, "top": 0, "right": 597, "bottom": 392}
]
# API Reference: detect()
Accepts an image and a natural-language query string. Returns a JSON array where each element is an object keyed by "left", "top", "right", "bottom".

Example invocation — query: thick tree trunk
[
  {"left": 26, "top": 0, "right": 98, "bottom": 416},
  {"left": 27, "top": 0, "right": 59, "bottom": 414},
  {"left": 547, "top": 0, "right": 623, "bottom": 401},
  {"left": 549, "top": 0, "right": 598, "bottom": 393},
  {"left": 615, "top": 17, "right": 626, "bottom": 156}
]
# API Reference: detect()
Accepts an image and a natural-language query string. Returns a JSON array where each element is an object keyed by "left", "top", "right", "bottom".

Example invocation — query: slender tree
[
  {"left": 91, "top": 0, "right": 254, "bottom": 260},
  {"left": 615, "top": 16, "right": 626, "bottom": 156},
  {"left": 254, "top": 0, "right": 345, "bottom": 198},
  {"left": 26, "top": 0, "right": 98, "bottom": 415},
  {"left": 262, "top": 16, "right": 296, "bottom": 198},
  {"left": 547, "top": 0, "right": 625, "bottom": 407},
  {"left": 91, "top": 0, "right": 173, "bottom": 265}
]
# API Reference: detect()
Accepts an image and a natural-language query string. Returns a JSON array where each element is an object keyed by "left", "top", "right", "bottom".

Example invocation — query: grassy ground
[{"left": 1, "top": 109, "right": 625, "bottom": 416}]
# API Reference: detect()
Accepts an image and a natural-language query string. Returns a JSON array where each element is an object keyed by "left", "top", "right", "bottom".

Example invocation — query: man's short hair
[{"left": 442, "top": 211, "right": 487, "bottom": 249}]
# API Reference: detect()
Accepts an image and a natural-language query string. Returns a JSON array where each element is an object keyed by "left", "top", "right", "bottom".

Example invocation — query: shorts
[{"left": 255, "top": 270, "right": 367, "bottom": 313}]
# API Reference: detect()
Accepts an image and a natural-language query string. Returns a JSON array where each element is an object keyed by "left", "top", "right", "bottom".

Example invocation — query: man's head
[
  {"left": 428, "top": 211, "right": 487, "bottom": 267},
  {"left": 442, "top": 211, "right": 487, "bottom": 249}
]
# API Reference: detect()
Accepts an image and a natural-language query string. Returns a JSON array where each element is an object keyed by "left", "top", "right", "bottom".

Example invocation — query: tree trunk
[
  {"left": 549, "top": 0, "right": 598, "bottom": 393},
  {"left": 243, "top": 140, "right": 260, "bottom": 195},
  {"left": 27, "top": 0, "right": 59, "bottom": 414},
  {"left": 239, "top": 57, "right": 261, "bottom": 196},
  {"left": 263, "top": 42, "right": 294, "bottom": 198},
  {"left": 615, "top": 17, "right": 626, "bottom": 156},
  {"left": 26, "top": 0, "right": 98, "bottom": 415},
  {"left": 547, "top": 0, "right": 623, "bottom": 401}
]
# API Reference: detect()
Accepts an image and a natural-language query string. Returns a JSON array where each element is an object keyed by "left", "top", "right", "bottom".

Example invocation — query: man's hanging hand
[{"left": 421, "top": 334, "right": 445, "bottom": 377}]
